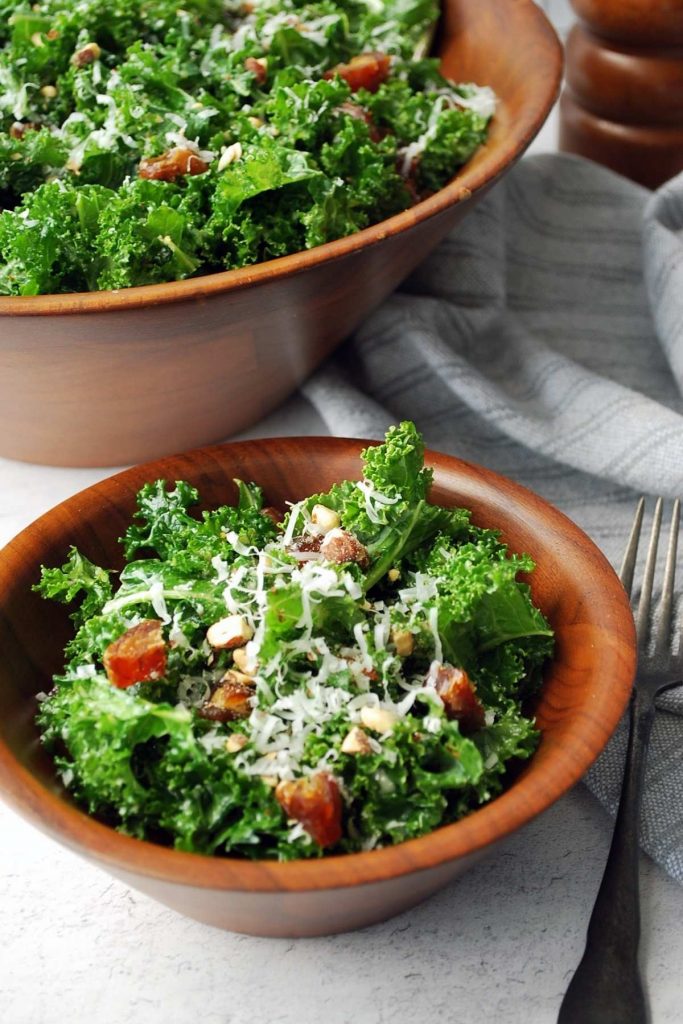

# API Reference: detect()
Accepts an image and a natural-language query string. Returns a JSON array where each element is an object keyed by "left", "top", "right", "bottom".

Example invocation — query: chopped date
[
  {"left": 400, "top": 167, "right": 422, "bottom": 206},
  {"left": 198, "top": 673, "right": 254, "bottom": 722},
  {"left": 103, "top": 619, "right": 167, "bottom": 689},
  {"left": 138, "top": 147, "right": 209, "bottom": 182},
  {"left": 336, "top": 101, "right": 383, "bottom": 143},
  {"left": 9, "top": 121, "right": 37, "bottom": 140},
  {"left": 324, "top": 52, "right": 391, "bottom": 93},
  {"left": 261, "top": 506, "right": 283, "bottom": 525},
  {"left": 428, "top": 663, "right": 486, "bottom": 732},
  {"left": 275, "top": 772, "right": 343, "bottom": 847}
]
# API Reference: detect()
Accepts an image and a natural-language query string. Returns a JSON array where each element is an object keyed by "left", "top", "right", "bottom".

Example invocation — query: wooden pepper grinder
[{"left": 559, "top": 0, "right": 683, "bottom": 189}]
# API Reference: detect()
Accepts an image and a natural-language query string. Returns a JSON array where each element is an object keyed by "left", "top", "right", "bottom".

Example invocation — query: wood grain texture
[
  {"left": 0, "top": 439, "right": 636, "bottom": 936},
  {"left": 572, "top": 0, "right": 683, "bottom": 46},
  {"left": 0, "top": 0, "right": 562, "bottom": 467},
  {"left": 560, "top": 3, "right": 683, "bottom": 188}
]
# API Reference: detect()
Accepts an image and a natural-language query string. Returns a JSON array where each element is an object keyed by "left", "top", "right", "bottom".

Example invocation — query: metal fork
[{"left": 558, "top": 497, "right": 682, "bottom": 1024}]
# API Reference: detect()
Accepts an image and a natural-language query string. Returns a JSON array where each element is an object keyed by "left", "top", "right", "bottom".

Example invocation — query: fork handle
[{"left": 557, "top": 689, "right": 655, "bottom": 1024}]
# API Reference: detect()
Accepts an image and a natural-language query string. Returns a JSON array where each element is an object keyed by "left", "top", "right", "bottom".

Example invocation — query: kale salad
[
  {"left": 36, "top": 423, "right": 554, "bottom": 859},
  {"left": 0, "top": 0, "right": 495, "bottom": 295}
]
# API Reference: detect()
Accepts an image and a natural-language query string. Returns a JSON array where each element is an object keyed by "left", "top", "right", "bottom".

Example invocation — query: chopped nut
[
  {"left": 311, "top": 504, "right": 340, "bottom": 534},
  {"left": 206, "top": 614, "right": 253, "bottom": 649},
  {"left": 247, "top": 115, "right": 264, "bottom": 128},
  {"left": 71, "top": 41, "right": 101, "bottom": 67},
  {"left": 225, "top": 732, "right": 248, "bottom": 753},
  {"left": 391, "top": 628, "right": 414, "bottom": 657},
  {"left": 387, "top": 568, "right": 400, "bottom": 582},
  {"left": 217, "top": 141, "right": 242, "bottom": 172},
  {"left": 46, "top": 28, "right": 59, "bottom": 40},
  {"left": 198, "top": 674, "right": 254, "bottom": 722},
  {"left": 360, "top": 705, "right": 398, "bottom": 734},
  {"left": 261, "top": 775, "right": 279, "bottom": 787},
  {"left": 232, "top": 645, "right": 257, "bottom": 675},
  {"left": 40, "top": 85, "right": 57, "bottom": 99},
  {"left": 31, "top": 32, "right": 45, "bottom": 47},
  {"left": 320, "top": 528, "right": 369, "bottom": 568},
  {"left": 220, "top": 667, "right": 254, "bottom": 686},
  {"left": 341, "top": 726, "right": 372, "bottom": 755}
]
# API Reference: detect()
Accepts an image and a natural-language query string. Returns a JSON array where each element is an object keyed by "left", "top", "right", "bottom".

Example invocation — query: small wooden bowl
[
  {"left": 0, "top": 0, "right": 562, "bottom": 468},
  {"left": 0, "top": 438, "right": 636, "bottom": 937}
]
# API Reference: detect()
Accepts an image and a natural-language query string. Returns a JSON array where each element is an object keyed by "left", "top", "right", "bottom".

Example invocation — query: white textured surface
[{"left": 2, "top": 785, "right": 683, "bottom": 1024}]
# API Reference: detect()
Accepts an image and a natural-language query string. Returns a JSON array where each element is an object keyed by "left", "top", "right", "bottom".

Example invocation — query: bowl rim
[
  {"left": 0, "top": 437, "right": 636, "bottom": 893},
  {"left": 0, "top": 0, "right": 563, "bottom": 317}
]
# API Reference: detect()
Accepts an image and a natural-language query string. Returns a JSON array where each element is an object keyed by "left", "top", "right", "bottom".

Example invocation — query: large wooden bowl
[
  {"left": 0, "top": 438, "right": 636, "bottom": 936},
  {"left": 0, "top": 0, "right": 562, "bottom": 468}
]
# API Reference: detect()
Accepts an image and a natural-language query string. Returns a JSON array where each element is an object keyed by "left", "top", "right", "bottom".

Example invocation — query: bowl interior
[{"left": 0, "top": 438, "right": 635, "bottom": 890}]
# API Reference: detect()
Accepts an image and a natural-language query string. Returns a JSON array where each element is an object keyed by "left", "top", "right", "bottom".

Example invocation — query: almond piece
[
  {"left": 360, "top": 706, "right": 398, "bottom": 734},
  {"left": 206, "top": 614, "right": 253, "bottom": 649},
  {"left": 341, "top": 726, "right": 372, "bottom": 755}
]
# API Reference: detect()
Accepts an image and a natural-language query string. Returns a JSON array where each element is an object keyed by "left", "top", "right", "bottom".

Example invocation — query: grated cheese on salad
[
  {"left": 0, "top": 0, "right": 495, "bottom": 295},
  {"left": 35, "top": 423, "right": 553, "bottom": 859}
]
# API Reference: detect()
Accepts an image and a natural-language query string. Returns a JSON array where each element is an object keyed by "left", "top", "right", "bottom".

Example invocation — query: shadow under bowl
[{"left": 0, "top": 437, "right": 636, "bottom": 936}]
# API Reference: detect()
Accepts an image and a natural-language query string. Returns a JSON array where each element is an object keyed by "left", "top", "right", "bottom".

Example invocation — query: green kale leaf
[{"left": 34, "top": 546, "right": 113, "bottom": 627}]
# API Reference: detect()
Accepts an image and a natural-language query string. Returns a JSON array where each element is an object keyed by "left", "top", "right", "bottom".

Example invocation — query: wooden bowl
[
  {"left": 0, "top": 438, "right": 636, "bottom": 937},
  {"left": 0, "top": 0, "right": 562, "bottom": 468}
]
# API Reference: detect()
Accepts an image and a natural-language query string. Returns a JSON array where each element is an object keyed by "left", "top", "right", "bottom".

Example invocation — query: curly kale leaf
[
  {"left": 234, "top": 478, "right": 265, "bottom": 511},
  {"left": 34, "top": 546, "right": 114, "bottom": 628},
  {"left": 123, "top": 480, "right": 201, "bottom": 560},
  {"left": 362, "top": 420, "right": 432, "bottom": 501},
  {"left": 423, "top": 535, "right": 553, "bottom": 651},
  {"left": 417, "top": 107, "right": 490, "bottom": 194},
  {"left": 123, "top": 478, "right": 277, "bottom": 568},
  {"left": 0, "top": 181, "right": 110, "bottom": 295},
  {"left": 413, "top": 533, "right": 554, "bottom": 694},
  {"left": 37, "top": 674, "right": 296, "bottom": 856},
  {"left": 95, "top": 177, "right": 208, "bottom": 290},
  {"left": 302, "top": 714, "right": 484, "bottom": 848},
  {"left": 293, "top": 422, "right": 470, "bottom": 588},
  {"left": 0, "top": 127, "right": 67, "bottom": 198}
]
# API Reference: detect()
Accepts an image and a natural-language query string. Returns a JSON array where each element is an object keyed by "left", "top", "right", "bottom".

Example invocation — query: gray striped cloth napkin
[{"left": 247, "top": 153, "right": 683, "bottom": 880}]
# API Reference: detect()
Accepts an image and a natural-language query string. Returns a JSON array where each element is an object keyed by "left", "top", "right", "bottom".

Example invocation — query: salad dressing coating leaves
[
  {"left": 0, "top": 0, "right": 494, "bottom": 294},
  {"left": 36, "top": 423, "right": 554, "bottom": 859}
]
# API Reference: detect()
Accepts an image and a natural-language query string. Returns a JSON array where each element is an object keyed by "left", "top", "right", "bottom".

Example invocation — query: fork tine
[
  {"left": 654, "top": 498, "right": 681, "bottom": 657},
  {"left": 635, "top": 497, "right": 663, "bottom": 646},
  {"left": 619, "top": 496, "right": 646, "bottom": 596}
]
